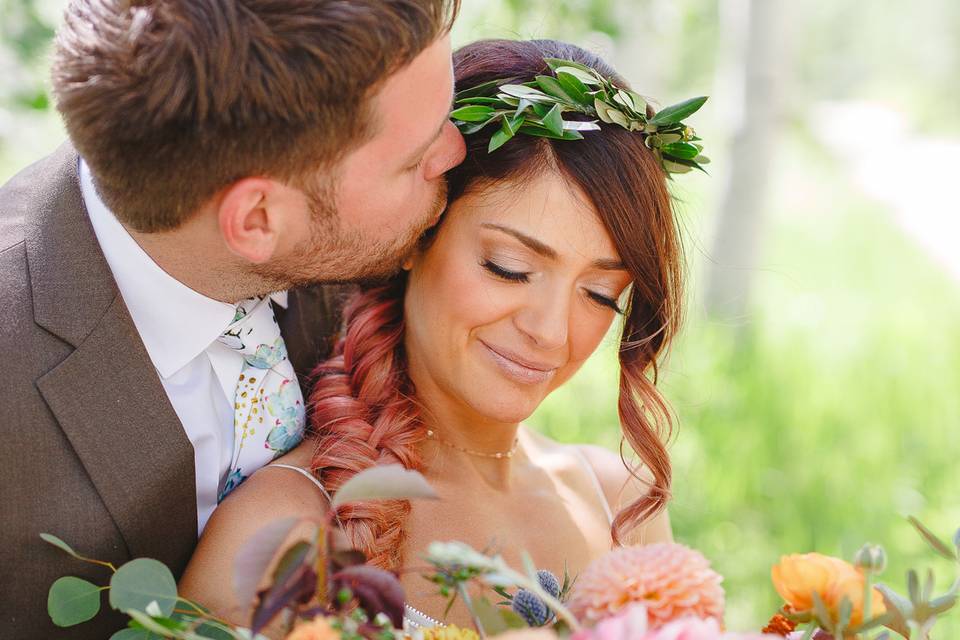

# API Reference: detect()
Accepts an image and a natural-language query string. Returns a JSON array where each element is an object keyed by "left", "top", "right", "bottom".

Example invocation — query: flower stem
[{"left": 458, "top": 583, "right": 486, "bottom": 639}]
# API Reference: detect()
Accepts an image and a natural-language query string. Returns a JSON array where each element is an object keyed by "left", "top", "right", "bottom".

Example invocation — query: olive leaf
[{"left": 450, "top": 56, "right": 708, "bottom": 176}]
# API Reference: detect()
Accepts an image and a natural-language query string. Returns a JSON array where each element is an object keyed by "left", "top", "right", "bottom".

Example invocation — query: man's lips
[{"left": 479, "top": 340, "right": 560, "bottom": 384}]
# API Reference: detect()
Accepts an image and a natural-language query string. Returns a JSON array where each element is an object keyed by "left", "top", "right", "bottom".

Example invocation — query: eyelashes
[
  {"left": 480, "top": 259, "right": 624, "bottom": 314},
  {"left": 481, "top": 258, "right": 529, "bottom": 282}
]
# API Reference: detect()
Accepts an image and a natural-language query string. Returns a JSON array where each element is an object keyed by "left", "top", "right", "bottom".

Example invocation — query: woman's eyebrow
[
  {"left": 479, "top": 222, "right": 626, "bottom": 270},
  {"left": 480, "top": 222, "right": 557, "bottom": 259}
]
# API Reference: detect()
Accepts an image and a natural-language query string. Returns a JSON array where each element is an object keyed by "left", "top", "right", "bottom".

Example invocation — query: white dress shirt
[{"left": 80, "top": 159, "right": 291, "bottom": 534}]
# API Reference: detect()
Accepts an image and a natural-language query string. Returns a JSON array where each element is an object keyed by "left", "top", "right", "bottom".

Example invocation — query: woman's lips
[{"left": 479, "top": 340, "right": 559, "bottom": 385}]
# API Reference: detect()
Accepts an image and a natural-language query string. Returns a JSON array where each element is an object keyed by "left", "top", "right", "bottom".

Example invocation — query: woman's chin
[{"left": 464, "top": 386, "right": 543, "bottom": 425}]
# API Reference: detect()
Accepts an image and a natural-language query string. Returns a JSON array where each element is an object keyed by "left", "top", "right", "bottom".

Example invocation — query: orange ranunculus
[
  {"left": 771, "top": 553, "right": 886, "bottom": 629},
  {"left": 285, "top": 616, "right": 342, "bottom": 640}
]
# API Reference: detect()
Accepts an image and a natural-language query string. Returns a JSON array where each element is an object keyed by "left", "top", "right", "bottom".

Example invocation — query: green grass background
[{"left": 527, "top": 136, "right": 960, "bottom": 635}]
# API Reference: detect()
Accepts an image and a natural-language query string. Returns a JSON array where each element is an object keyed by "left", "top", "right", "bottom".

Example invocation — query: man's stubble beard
[{"left": 249, "top": 178, "right": 448, "bottom": 291}]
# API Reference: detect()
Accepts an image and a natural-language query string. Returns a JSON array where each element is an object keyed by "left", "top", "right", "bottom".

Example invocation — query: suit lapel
[{"left": 25, "top": 144, "right": 197, "bottom": 571}]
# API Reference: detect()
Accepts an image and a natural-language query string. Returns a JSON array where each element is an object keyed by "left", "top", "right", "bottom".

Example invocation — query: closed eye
[
  {"left": 587, "top": 290, "right": 623, "bottom": 314},
  {"left": 481, "top": 259, "right": 529, "bottom": 283}
]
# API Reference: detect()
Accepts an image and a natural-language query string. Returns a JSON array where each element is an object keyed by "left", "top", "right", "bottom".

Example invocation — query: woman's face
[{"left": 404, "top": 170, "right": 632, "bottom": 426}]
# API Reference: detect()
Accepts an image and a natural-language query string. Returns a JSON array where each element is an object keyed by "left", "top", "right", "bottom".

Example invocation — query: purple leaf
[
  {"left": 331, "top": 565, "right": 406, "bottom": 629},
  {"left": 233, "top": 517, "right": 300, "bottom": 607},
  {"left": 251, "top": 541, "right": 318, "bottom": 634}
]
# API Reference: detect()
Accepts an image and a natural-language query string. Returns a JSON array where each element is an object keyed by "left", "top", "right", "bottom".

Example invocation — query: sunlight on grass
[{"left": 528, "top": 136, "right": 960, "bottom": 634}]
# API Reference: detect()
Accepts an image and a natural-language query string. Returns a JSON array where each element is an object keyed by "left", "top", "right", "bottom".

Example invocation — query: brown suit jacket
[{"left": 0, "top": 144, "right": 347, "bottom": 639}]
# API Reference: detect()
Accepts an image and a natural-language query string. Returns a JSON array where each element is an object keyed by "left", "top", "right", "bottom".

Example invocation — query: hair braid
[{"left": 307, "top": 279, "right": 425, "bottom": 571}]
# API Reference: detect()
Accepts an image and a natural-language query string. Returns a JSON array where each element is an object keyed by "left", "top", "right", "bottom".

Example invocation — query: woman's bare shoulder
[
  {"left": 179, "top": 449, "right": 329, "bottom": 626},
  {"left": 575, "top": 443, "right": 672, "bottom": 545}
]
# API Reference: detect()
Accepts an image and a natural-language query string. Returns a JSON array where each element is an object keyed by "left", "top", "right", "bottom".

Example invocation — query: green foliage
[
  {"left": 109, "top": 559, "right": 178, "bottom": 618},
  {"left": 528, "top": 138, "right": 960, "bottom": 636},
  {"left": 451, "top": 56, "right": 708, "bottom": 175},
  {"left": 47, "top": 576, "right": 102, "bottom": 627}
]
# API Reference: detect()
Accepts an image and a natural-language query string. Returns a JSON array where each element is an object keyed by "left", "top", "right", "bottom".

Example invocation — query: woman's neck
[{"left": 417, "top": 396, "right": 524, "bottom": 491}]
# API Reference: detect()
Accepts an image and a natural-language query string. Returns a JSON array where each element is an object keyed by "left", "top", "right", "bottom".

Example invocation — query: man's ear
[{"left": 217, "top": 177, "right": 280, "bottom": 264}]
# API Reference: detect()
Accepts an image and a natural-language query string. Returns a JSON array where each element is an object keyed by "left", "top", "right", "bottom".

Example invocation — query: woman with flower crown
[{"left": 180, "top": 38, "right": 706, "bottom": 635}]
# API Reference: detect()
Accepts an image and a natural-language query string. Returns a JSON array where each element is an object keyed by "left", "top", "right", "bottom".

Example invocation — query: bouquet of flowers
[{"left": 43, "top": 466, "right": 958, "bottom": 640}]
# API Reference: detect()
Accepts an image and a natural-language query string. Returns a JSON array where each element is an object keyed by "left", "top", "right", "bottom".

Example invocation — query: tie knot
[{"left": 218, "top": 296, "right": 287, "bottom": 369}]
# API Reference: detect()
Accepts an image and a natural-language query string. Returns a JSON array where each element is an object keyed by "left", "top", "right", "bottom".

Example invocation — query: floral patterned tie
[{"left": 216, "top": 296, "right": 305, "bottom": 501}]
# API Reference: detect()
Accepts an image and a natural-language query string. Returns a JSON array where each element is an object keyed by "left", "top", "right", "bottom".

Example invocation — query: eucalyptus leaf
[
  {"left": 909, "top": 516, "right": 957, "bottom": 561},
  {"left": 542, "top": 104, "right": 564, "bottom": 137},
  {"left": 648, "top": 96, "right": 708, "bottom": 126},
  {"left": 331, "top": 464, "right": 438, "bottom": 508},
  {"left": 233, "top": 516, "right": 300, "bottom": 608},
  {"left": 48, "top": 576, "right": 102, "bottom": 627},
  {"left": 109, "top": 559, "right": 177, "bottom": 618},
  {"left": 41, "top": 533, "right": 83, "bottom": 560},
  {"left": 450, "top": 105, "right": 495, "bottom": 123}
]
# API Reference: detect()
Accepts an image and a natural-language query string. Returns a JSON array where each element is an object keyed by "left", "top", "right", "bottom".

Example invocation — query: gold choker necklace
[{"left": 425, "top": 429, "right": 519, "bottom": 459}]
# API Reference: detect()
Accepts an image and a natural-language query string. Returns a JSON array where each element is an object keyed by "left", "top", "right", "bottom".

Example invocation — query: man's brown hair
[{"left": 51, "top": 0, "right": 459, "bottom": 232}]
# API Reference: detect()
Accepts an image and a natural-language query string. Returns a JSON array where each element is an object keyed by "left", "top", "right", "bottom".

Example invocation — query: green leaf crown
[{"left": 450, "top": 57, "right": 709, "bottom": 177}]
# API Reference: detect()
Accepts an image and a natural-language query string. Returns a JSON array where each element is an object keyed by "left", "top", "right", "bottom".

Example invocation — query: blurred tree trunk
[{"left": 704, "top": 0, "right": 792, "bottom": 322}]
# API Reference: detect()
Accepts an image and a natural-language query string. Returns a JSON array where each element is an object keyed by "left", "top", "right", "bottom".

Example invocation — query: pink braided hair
[{"left": 306, "top": 279, "right": 425, "bottom": 571}]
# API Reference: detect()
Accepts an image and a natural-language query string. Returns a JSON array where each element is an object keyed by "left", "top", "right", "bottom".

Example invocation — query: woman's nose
[
  {"left": 422, "top": 120, "right": 466, "bottom": 180},
  {"left": 513, "top": 292, "right": 570, "bottom": 352}
]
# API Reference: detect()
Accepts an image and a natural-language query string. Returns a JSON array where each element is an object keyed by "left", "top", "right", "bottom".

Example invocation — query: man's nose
[{"left": 423, "top": 120, "right": 466, "bottom": 180}]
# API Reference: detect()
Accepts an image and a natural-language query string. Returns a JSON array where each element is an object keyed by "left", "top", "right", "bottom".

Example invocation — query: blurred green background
[{"left": 2, "top": 0, "right": 958, "bottom": 635}]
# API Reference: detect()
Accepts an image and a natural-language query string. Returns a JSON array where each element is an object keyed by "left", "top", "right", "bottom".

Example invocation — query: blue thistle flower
[
  {"left": 512, "top": 588, "right": 549, "bottom": 626},
  {"left": 536, "top": 569, "right": 561, "bottom": 599}
]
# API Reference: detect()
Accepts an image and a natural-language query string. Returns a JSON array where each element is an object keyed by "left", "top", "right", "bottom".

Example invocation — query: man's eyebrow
[{"left": 480, "top": 222, "right": 627, "bottom": 271}]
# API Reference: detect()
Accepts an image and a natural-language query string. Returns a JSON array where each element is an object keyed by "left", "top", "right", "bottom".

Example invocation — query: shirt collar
[{"left": 80, "top": 159, "right": 287, "bottom": 378}]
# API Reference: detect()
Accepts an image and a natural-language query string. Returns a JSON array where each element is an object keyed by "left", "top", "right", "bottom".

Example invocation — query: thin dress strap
[
  {"left": 571, "top": 447, "right": 615, "bottom": 526},
  {"left": 266, "top": 463, "right": 335, "bottom": 505},
  {"left": 265, "top": 464, "right": 441, "bottom": 630}
]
